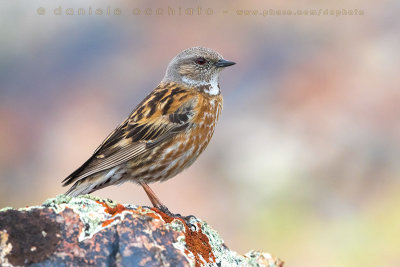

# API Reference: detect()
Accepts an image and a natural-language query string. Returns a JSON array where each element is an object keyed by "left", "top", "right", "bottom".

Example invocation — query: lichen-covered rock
[{"left": 0, "top": 195, "right": 283, "bottom": 267}]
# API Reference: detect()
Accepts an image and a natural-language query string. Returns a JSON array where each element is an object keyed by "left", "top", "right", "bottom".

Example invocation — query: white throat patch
[{"left": 182, "top": 75, "right": 220, "bottom": 96}]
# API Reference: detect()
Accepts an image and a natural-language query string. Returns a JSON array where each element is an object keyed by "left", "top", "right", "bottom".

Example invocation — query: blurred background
[{"left": 1, "top": 0, "right": 399, "bottom": 266}]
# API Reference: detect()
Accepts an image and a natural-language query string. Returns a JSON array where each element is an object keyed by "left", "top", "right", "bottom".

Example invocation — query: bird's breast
[
  {"left": 155, "top": 94, "right": 222, "bottom": 179},
  {"left": 191, "top": 94, "right": 223, "bottom": 151},
  {"left": 129, "top": 93, "right": 223, "bottom": 183}
]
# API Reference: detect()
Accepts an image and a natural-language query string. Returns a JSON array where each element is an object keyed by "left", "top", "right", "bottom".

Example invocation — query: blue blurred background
[{"left": 1, "top": 0, "right": 399, "bottom": 266}]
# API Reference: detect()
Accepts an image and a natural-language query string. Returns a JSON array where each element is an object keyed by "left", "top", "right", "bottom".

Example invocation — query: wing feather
[{"left": 62, "top": 85, "right": 196, "bottom": 186}]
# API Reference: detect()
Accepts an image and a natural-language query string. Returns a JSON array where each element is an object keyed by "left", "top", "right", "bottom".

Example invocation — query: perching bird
[{"left": 62, "top": 47, "right": 235, "bottom": 212}]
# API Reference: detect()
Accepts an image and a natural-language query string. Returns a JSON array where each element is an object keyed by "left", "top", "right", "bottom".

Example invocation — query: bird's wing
[{"left": 62, "top": 85, "right": 197, "bottom": 186}]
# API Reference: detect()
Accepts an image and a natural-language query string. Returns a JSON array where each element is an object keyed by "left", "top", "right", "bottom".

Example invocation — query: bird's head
[{"left": 162, "top": 47, "right": 235, "bottom": 92}]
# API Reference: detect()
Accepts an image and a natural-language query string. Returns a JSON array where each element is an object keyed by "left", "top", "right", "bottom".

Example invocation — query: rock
[{"left": 0, "top": 195, "right": 283, "bottom": 267}]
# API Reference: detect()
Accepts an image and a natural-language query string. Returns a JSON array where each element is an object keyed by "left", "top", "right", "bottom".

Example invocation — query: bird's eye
[{"left": 195, "top": 57, "right": 207, "bottom": 65}]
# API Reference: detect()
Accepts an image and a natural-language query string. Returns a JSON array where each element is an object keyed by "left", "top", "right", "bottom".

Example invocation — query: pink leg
[{"left": 140, "top": 182, "right": 164, "bottom": 208}]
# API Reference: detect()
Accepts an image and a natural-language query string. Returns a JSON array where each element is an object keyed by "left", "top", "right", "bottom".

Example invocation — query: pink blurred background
[{"left": 1, "top": 0, "right": 399, "bottom": 266}]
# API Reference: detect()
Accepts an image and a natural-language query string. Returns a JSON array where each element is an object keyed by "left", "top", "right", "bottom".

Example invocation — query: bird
[{"left": 62, "top": 47, "right": 235, "bottom": 213}]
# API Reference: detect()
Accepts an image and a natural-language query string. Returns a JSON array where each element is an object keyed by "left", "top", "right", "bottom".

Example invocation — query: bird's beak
[{"left": 215, "top": 59, "right": 236, "bottom": 68}]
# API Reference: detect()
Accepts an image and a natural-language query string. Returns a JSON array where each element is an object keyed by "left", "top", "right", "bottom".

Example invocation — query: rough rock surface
[{"left": 0, "top": 195, "right": 283, "bottom": 267}]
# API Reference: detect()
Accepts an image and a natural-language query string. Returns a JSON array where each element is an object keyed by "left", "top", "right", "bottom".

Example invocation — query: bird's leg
[
  {"left": 140, "top": 182, "right": 164, "bottom": 208},
  {"left": 140, "top": 182, "right": 175, "bottom": 216},
  {"left": 139, "top": 182, "right": 196, "bottom": 227}
]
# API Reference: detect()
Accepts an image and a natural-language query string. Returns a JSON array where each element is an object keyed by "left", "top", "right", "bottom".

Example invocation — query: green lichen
[
  {"left": 196, "top": 220, "right": 281, "bottom": 267},
  {"left": 198, "top": 221, "right": 244, "bottom": 266},
  {"left": 42, "top": 195, "right": 118, "bottom": 241},
  {"left": 168, "top": 218, "right": 186, "bottom": 232},
  {"left": 63, "top": 196, "right": 113, "bottom": 241},
  {"left": 41, "top": 194, "right": 72, "bottom": 212},
  {"left": 244, "top": 250, "right": 282, "bottom": 267}
]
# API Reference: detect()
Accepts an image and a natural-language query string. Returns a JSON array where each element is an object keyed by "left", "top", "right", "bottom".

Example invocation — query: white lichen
[{"left": 0, "top": 207, "right": 13, "bottom": 212}]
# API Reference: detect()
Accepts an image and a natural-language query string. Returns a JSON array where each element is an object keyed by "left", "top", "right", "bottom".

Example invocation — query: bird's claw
[{"left": 157, "top": 205, "right": 197, "bottom": 230}]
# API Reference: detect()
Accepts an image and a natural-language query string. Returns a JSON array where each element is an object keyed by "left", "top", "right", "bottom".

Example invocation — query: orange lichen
[
  {"left": 150, "top": 208, "right": 174, "bottom": 223},
  {"left": 95, "top": 201, "right": 215, "bottom": 266},
  {"left": 96, "top": 201, "right": 128, "bottom": 227},
  {"left": 97, "top": 201, "right": 161, "bottom": 226},
  {"left": 141, "top": 210, "right": 161, "bottom": 220},
  {"left": 96, "top": 201, "right": 127, "bottom": 215},
  {"left": 102, "top": 218, "right": 115, "bottom": 227},
  {"left": 151, "top": 208, "right": 215, "bottom": 267}
]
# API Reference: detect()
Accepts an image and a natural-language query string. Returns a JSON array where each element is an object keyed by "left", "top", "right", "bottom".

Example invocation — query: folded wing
[{"left": 62, "top": 86, "right": 196, "bottom": 186}]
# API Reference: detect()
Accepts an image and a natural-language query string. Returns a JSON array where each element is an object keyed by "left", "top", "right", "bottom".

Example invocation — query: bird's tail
[{"left": 64, "top": 173, "right": 105, "bottom": 197}]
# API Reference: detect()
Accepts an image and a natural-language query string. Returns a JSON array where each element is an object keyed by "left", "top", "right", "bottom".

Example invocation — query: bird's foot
[{"left": 157, "top": 205, "right": 197, "bottom": 230}]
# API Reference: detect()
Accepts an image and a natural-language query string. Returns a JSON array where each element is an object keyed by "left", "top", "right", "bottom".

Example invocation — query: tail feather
[
  {"left": 64, "top": 167, "right": 124, "bottom": 197},
  {"left": 65, "top": 180, "right": 97, "bottom": 197},
  {"left": 64, "top": 173, "right": 105, "bottom": 197},
  {"left": 62, "top": 155, "right": 96, "bottom": 186}
]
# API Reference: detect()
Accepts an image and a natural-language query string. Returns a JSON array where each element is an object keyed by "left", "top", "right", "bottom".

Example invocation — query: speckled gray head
[{"left": 162, "top": 47, "right": 235, "bottom": 94}]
